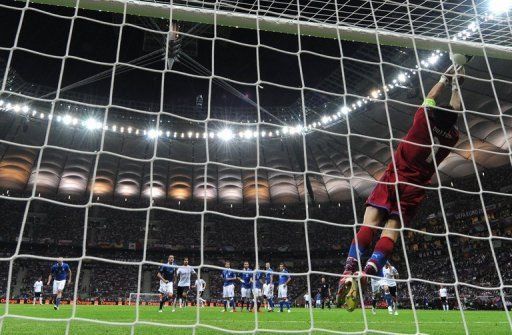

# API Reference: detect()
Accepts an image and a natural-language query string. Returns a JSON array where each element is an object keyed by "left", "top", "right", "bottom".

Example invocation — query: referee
[{"left": 319, "top": 277, "right": 331, "bottom": 309}]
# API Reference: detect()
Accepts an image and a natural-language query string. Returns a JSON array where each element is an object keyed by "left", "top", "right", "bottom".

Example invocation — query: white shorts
[
  {"left": 263, "top": 283, "right": 274, "bottom": 297},
  {"left": 223, "top": 284, "right": 234, "bottom": 298},
  {"left": 53, "top": 280, "right": 66, "bottom": 294},
  {"left": 371, "top": 279, "right": 382, "bottom": 294},
  {"left": 278, "top": 284, "right": 287, "bottom": 299},
  {"left": 159, "top": 280, "right": 173, "bottom": 295},
  {"left": 380, "top": 280, "right": 397, "bottom": 289},
  {"left": 252, "top": 288, "right": 262, "bottom": 297},
  {"left": 241, "top": 287, "right": 252, "bottom": 298}
]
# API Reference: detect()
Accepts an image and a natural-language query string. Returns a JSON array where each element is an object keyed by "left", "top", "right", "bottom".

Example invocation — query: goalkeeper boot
[
  {"left": 336, "top": 270, "right": 353, "bottom": 306},
  {"left": 344, "top": 271, "right": 367, "bottom": 312}
]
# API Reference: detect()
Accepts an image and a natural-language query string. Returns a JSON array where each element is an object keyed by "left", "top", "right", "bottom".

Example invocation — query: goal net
[
  {"left": 127, "top": 293, "right": 162, "bottom": 306},
  {"left": 0, "top": 0, "right": 511, "bottom": 334}
]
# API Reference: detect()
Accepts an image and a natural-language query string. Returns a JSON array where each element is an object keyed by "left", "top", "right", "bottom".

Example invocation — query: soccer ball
[{"left": 450, "top": 53, "right": 468, "bottom": 66}]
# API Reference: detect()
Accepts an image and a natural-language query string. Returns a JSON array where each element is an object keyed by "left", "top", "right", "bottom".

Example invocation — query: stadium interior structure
[{"left": 0, "top": 0, "right": 511, "bottom": 324}]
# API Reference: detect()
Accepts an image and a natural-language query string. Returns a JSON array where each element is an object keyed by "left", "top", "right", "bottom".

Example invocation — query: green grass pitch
[{"left": 0, "top": 305, "right": 510, "bottom": 335}]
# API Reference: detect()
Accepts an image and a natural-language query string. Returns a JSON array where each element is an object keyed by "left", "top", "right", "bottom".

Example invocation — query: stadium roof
[{"left": 0, "top": 3, "right": 510, "bottom": 206}]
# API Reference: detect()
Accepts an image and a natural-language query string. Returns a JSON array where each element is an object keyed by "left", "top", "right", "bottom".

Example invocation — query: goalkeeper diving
[{"left": 337, "top": 64, "right": 465, "bottom": 311}]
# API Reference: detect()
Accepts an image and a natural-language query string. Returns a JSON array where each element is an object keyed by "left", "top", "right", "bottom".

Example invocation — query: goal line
[{"left": 21, "top": 0, "right": 512, "bottom": 60}]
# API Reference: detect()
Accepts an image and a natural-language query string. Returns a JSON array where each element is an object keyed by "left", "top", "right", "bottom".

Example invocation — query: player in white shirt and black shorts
[
  {"left": 439, "top": 286, "right": 449, "bottom": 311},
  {"left": 194, "top": 277, "right": 206, "bottom": 307},
  {"left": 173, "top": 258, "right": 196, "bottom": 310},
  {"left": 381, "top": 262, "right": 399, "bottom": 315},
  {"left": 33, "top": 277, "right": 44, "bottom": 305},
  {"left": 370, "top": 274, "right": 382, "bottom": 315}
]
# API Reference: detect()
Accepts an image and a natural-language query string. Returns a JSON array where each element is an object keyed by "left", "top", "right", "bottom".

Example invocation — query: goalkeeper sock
[
  {"left": 346, "top": 226, "right": 374, "bottom": 272},
  {"left": 365, "top": 237, "right": 394, "bottom": 275}
]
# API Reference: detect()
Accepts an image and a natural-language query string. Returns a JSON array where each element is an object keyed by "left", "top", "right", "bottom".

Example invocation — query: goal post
[{"left": 20, "top": 0, "right": 512, "bottom": 60}]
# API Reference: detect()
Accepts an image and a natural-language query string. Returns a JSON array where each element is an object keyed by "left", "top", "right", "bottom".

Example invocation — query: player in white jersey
[
  {"left": 439, "top": 286, "right": 449, "bottom": 311},
  {"left": 304, "top": 292, "right": 311, "bottom": 308},
  {"left": 33, "top": 277, "right": 44, "bottom": 305},
  {"left": 381, "top": 262, "right": 399, "bottom": 315},
  {"left": 370, "top": 270, "right": 383, "bottom": 315},
  {"left": 262, "top": 262, "right": 275, "bottom": 311},
  {"left": 173, "top": 257, "right": 196, "bottom": 311},
  {"left": 193, "top": 277, "right": 207, "bottom": 308}
]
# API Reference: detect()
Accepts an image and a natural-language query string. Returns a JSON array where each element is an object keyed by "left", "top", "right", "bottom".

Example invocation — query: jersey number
[{"left": 426, "top": 137, "right": 440, "bottom": 164}]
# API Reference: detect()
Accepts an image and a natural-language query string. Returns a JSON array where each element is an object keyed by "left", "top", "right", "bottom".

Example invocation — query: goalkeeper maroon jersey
[{"left": 389, "top": 106, "right": 459, "bottom": 185}]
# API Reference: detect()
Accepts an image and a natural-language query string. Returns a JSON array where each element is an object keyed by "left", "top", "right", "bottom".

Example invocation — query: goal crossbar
[{"left": 22, "top": 0, "right": 512, "bottom": 60}]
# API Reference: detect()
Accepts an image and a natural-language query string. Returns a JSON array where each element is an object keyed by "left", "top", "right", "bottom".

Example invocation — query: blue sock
[
  {"left": 286, "top": 301, "right": 291, "bottom": 310},
  {"left": 348, "top": 243, "right": 365, "bottom": 259},
  {"left": 56, "top": 297, "right": 61, "bottom": 307},
  {"left": 279, "top": 301, "right": 284, "bottom": 311},
  {"left": 223, "top": 300, "right": 227, "bottom": 310},
  {"left": 230, "top": 299, "right": 235, "bottom": 309},
  {"left": 269, "top": 298, "right": 274, "bottom": 309}
]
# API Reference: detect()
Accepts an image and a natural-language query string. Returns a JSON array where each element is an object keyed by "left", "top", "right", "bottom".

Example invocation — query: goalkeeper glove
[
  {"left": 439, "top": 65, "right": 454, "bottom": 85},
  {"left": 439, "top": 74, "right": 449, "bottom": 85},
  {"left": 452, "top": 66, "right": 465, "bottom": 90}
]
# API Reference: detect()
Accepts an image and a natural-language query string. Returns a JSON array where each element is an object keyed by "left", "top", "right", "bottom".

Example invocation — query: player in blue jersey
[
  {"left": 250, "top": 266, "right": 264, "bottom": 312},
  {"left": 47, "top": 257, "right": 72, "bottom": 310},
  {"left": 278, "top": 263, "right": 291, "bottom": 313},
  {"left": 263, "top": 262, "right": 275, "bottom": 312},
  {"left": 238, "top": 261, "right": 253, "bottom": 312},
  {"left": 157, "top": 254, "right": 176, "bottom": 312},
  {"left": 221, "top": 261, "right": 237, "bottom": 312}
]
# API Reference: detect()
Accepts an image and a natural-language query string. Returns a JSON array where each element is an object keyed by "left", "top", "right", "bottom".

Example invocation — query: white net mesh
[
  {"left": 128, "top": 293, "right": 161, "bottom": 305},
  {"left": 0, "top": 0, "right": 511, "bottom": 334}
]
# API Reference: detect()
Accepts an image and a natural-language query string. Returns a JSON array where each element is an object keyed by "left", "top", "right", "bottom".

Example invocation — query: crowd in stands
[{"left": 0, "top": 165, "right": 510, "bottom": 311}]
